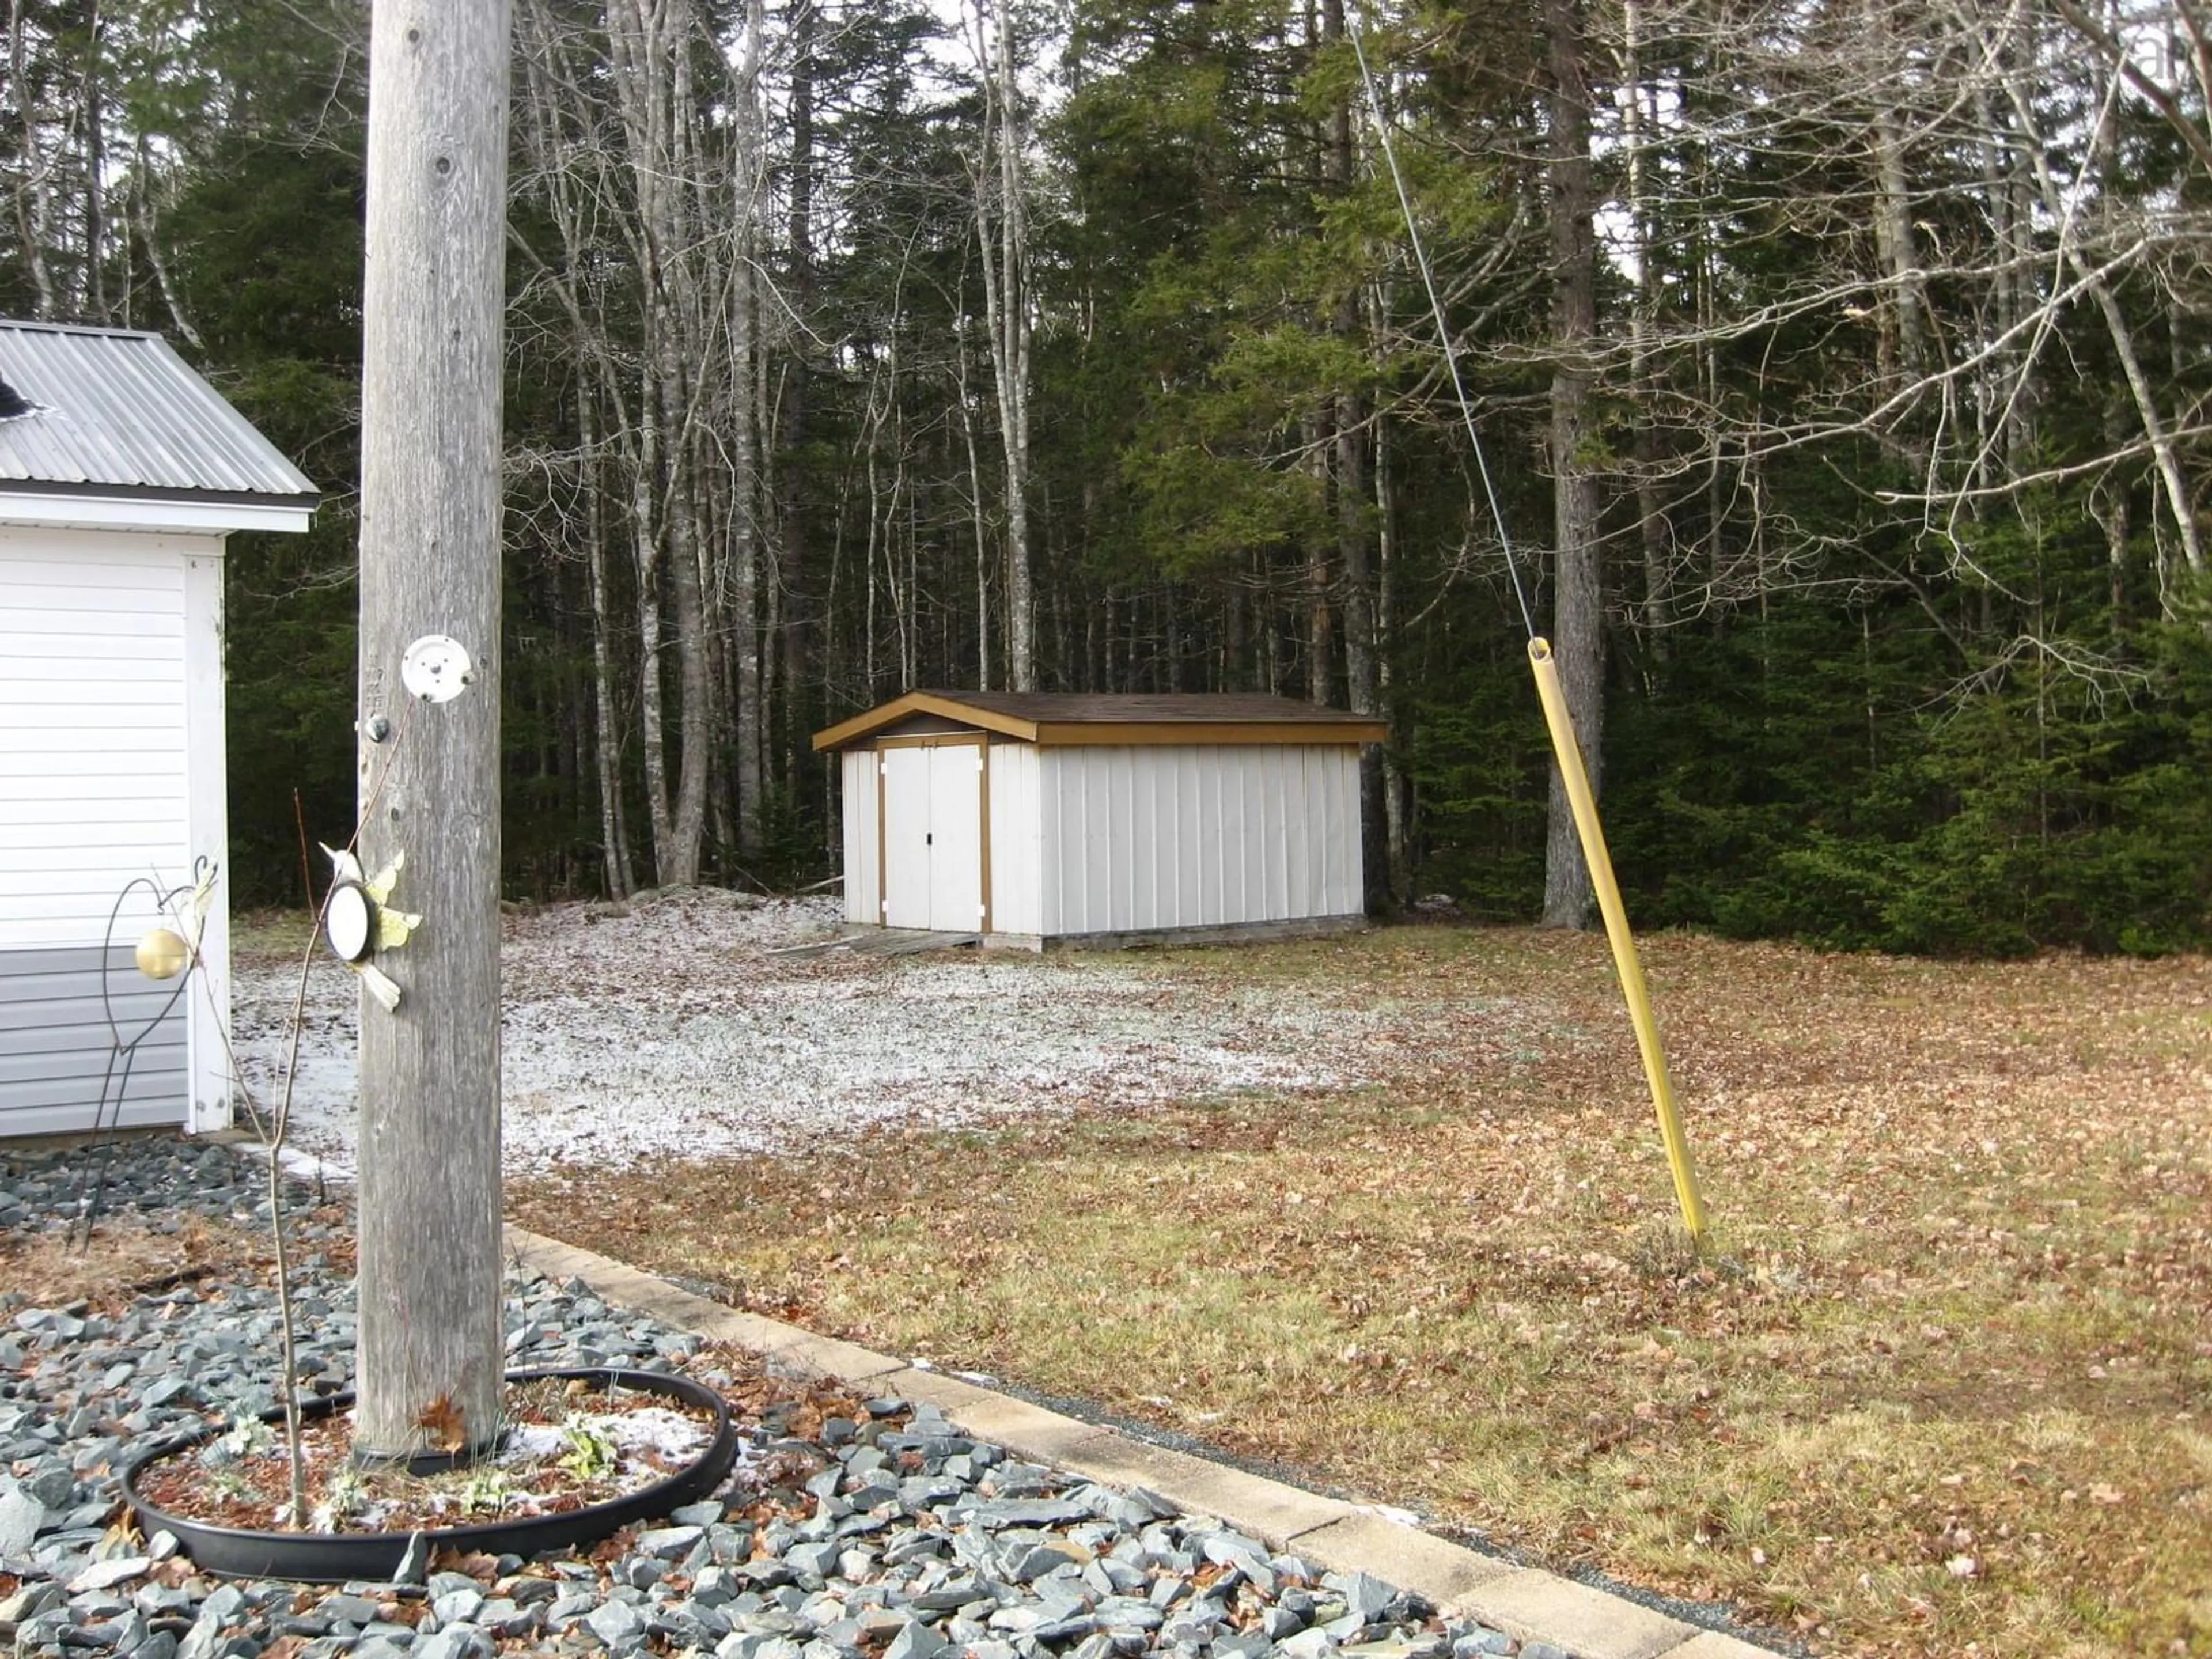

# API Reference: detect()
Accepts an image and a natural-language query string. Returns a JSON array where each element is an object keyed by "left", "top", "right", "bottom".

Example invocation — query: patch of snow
[
  {"left": 233, "top": 889, "right": 1402, "bottom": 1176},
  {"left": 1358, "top": 1502, "right": 1426, "bottom": 1528},
  {"left": 502, "top": 1404, "right": 707, "bottom": 1465},
  {"left": 602, "top": 1404, "right": 712, "bottom": 1460}
]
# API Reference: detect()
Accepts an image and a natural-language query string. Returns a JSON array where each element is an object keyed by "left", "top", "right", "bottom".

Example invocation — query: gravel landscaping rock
[{"left": 1, "top": 1138, "right": 1533, "bottom": 1659}]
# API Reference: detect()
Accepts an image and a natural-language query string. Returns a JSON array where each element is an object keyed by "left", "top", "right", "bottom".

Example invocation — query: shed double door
[{"left": 880, "top": 739, "right": 986, "bottom": 932}]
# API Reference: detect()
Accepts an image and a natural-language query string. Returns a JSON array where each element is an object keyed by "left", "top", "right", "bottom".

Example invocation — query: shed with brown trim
[{"left": 812, "top": 691, "right": 1388, "bottom": 948}]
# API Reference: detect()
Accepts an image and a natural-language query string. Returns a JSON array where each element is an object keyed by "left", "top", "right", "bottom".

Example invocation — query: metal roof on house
[
  {"left": 0, "top": 320, "right": 318, "bottom": 506},
  {"left": 813, "top": 690, "right": 1389, "bottom": 751}
]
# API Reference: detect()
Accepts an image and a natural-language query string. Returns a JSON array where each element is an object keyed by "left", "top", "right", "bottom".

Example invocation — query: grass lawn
[{"left": 506, "top": 925, "right": 2212, "bottom": 1658}]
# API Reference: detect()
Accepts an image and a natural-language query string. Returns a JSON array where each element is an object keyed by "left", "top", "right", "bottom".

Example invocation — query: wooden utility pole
[{"left": 352, "top": 0, "right": 512, "bottom": 1463}]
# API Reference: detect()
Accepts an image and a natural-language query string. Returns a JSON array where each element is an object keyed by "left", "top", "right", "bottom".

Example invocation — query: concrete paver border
[{"left": 503, "top": 1225, "right": 1779, "bottom": 1659}]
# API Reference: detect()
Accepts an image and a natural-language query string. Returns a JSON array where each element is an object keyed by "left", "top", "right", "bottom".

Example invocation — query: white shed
[
  {"left": 813, "top": 691, "right": 1388, "bottom": 948},
  {"left": 0, "top": 321, "right": 316, "bottom": 1139}
]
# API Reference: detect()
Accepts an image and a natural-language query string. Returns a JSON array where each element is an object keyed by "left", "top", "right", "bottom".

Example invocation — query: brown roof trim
[
  {"left": 1031, "top": 721, "right": 1385, "bottom": 747},
  {"left": 813, "top": 690, "right": 1387, "bottom": 752},
  {"left": 814, "top": 691, "right": 1039, "bottom": 750}
]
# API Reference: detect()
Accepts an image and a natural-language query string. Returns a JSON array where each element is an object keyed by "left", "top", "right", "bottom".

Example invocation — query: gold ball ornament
[{"left": 135, "top": 928, "right": 192, "bottom": 981}]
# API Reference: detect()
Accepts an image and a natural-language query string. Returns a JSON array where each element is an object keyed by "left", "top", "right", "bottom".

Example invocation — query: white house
[
  {"left": 0, "top": 321, "right": 316, "bottom": 1139},
  {"left": 813, "top": 691, "right": 1388, "bottom": 948}
]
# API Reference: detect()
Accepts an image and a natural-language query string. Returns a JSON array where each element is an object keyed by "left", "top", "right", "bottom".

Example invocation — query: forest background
[{"left": 5, "top": 0, "right": 2209, "bottom": 956}]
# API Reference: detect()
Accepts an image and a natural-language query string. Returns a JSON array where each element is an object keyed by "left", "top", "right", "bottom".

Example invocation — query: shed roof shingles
[{"left": 813, "top": 690, "right": 1389, "bottom": 751}]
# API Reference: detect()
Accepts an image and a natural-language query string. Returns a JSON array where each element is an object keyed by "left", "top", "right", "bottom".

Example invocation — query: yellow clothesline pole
[{"left": 1527, "top": 636, "right": 1710, "bottom": 1245}]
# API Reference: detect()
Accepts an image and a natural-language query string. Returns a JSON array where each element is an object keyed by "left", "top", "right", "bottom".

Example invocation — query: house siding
[
  {"left": 0, "top": 944, "right": 187, "bottom": 1134},
  {"left": 840, "top": 748, "right": 881, "bottom": 925},
  {"left": 986, "top": 738, "right": 1043, "bottom": 936},
  {"left": 0, "top": 526, "right": 226, "bottom": 1137},
  {"left": 1038, "top": 744, "right": 1363, "bottom": 937}
]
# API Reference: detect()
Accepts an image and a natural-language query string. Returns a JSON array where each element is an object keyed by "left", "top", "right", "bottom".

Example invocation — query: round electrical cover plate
[
  {"left": 324, "top": 881, "right": 374, "bottom": 964},
  {"left": 401, "top": 635, "right": 473, "bottom": 704}
]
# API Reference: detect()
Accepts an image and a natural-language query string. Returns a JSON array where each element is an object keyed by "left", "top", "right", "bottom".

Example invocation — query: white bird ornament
[{"left": 320, "top": 844, "right": 423, "bottom": 1012}]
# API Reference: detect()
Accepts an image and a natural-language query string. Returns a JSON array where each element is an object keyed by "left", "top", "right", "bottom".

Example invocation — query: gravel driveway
[{"left": 233, "top": 891, "right": 1393, "bottom": 1177}]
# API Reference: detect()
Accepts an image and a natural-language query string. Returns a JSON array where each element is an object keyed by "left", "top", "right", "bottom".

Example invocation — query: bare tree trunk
[
  {"left": 1985, "top": 17, "right": 2204, "bottom": 579},
  {"left": 1865, "top": 0, "right": 1926, "bottom": 384},
  {"left": 1320, "top": 0, "right": 1384, "bottom": 908},
  {"left": 630, "top": 395, "right": 676, "bottom": 876},
  {"left": 9, "top": 1, "right": 57, "bottom": 317},
  {"left": 608, "top": 0, "right": 711, "bottom": 884},
  {"left": 581, "top": 389, "right": 635, "bottom": 899},
  {"left": 1620, "top": 0, "right": 1671, "bottom": 659},
  {"left": 1541, "top": 0, "right": 1604, "bottom": 931},
  {"left": 972, "top": 0, "right": 1035, "bottom": 690},
  {"left": 1375, "top": 377, "right": 1410, "bottom": 900},
  {"left": 79, "top": 0, "right": 105, "bottom": 317},
  {"left": 730, "top": 0, "right": 766, "bottom": 856},
  {"left": 779, "top": 0, "right": 817, "bottom": 789},
  {"left": 957, "top": 332, "right": 993, "bottom": 688},
  {"left": 353, "top": 0, "right": 509, "bottom": 1463},
  {"left": 132, "top": 137, "right": 203, "bottom": 349}
]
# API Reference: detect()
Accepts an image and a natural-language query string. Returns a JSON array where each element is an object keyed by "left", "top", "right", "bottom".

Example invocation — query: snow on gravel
[{"left": 234, "top": 889, "right": 1396, "bottom": 1176}]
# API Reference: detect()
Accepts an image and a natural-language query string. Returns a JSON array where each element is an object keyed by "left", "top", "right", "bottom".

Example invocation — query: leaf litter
[
  {"left": 237, "top": 901, "right": 2212, "bottom": 1656},
  {"left": 516, "top": 923, "right": 2209, "bottom": 1659}
]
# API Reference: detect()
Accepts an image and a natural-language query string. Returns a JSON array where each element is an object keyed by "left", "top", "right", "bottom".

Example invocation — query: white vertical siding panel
[
  {"left": 1340, "top": 747, "right": 1364, "bottom": 911},
  {"left": 1170, "top": 749, "right": 1196, "bottom": 927},
  {"left": 1082, "top": 752, "right": 1110, "bottom": 933},
  {"left": 1143, "top": 749, "right": 1169, "bottom": 931},
  {"left": 1060, "top": 750, "right": 1094, "bottom": 935},
  {"left": 839, "top": 752, "right": 861, "bottom": 923},
  {"left": 1347, "top": 748, "right": 1365, "bottom": 910},
  {"left": 1129, "top": 749, "right": 1155, "bottom": 930},
  {"left": 1213, "top": 747, "right": 1241, "bottom": 923},
  {"left": 1062, "top": 751, "right": 1085, "bottom": 935},
  {"left": 1149, "top": 749, "right": 1172, "bottom": 930},
  {"left": 0, "top": 529, "right": 198, "bottom": 952},
  {"left": 840, "top": 751, "right": 878, "bottom": 924},
  {"left": 1256, "top": 752, "right": 1274, "bottom": 925},
  {"left": 1102, "top": 750, "right": 1123, "bottom": 931},
  {"left": 1038, "top": 751, "right": 1063, "bottom": 937},
  {"left": 1192, "top": 747, "right": 1217, "bottom": 925},
  {"left": 1102, "top": 750, "right": 1126, "bottom": 930},
  {"left": 1309, "top": 752, "right": 1327, "bottom": 915},
  {"left": 1162, "top": 749, "right": 1183, "bottom": 927},
  {"left": 1115, "top": 750, "right": 1136, "bottom": 931},
  {"left": 987, "top": 741, "right": 1044, "bottom": 936},
  {"left": 1014, "top": 738, "right": 1375, "bottom": 938},
  {"left": 1020, "top": 741, "right": 1045, "bottom": 933},
  {"left": 1298, "top": 747, "right": 1325, "bottom": 916},
  {"left": 1055, "top": 752, "right": 1080, "bottom": 934},
  {"left": 2, "top": 526, "right": 227, "bottom": 1138},
  {"left": 180, "top": 548, "right": 232, "bottom": 1131},
  {"left": 1282, "top": 747, "right": 1312, "bottom": 918},
  {"left": 836, "top": 760, "right": 862, "bottom": 929},
  {"left": 1300, "top": 752, "right": 1318, "bottom": 925},
  {"left": 1259, "top": 746, "right": 1282, "bottom": 921},
  {"left": 1240, "top": 748, "right": 1267, "bottom": 921}
]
